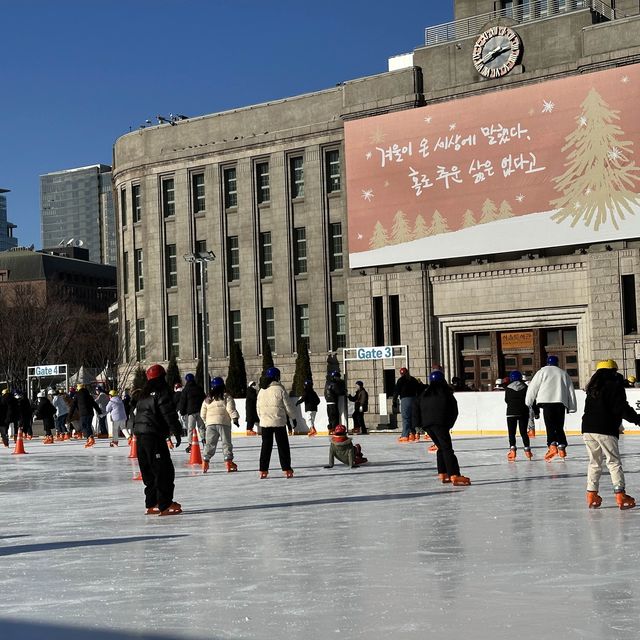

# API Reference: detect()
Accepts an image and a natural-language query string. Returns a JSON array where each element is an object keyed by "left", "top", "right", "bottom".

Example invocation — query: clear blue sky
[{"left": 0, "top": 1, "right": 453, "bottom": 249}]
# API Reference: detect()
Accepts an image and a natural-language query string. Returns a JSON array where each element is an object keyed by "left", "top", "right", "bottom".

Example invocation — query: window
[
  {"left": 162, "top": 178, "right": 175, "bottom": 217},
  {"left": 373, "top": 297, "right": 384, "bottom": 346},
  {"left": 263, "top": 307, "right": 275, "bottom": 352},
  {"left": 296, "top": 304, "right": 309, "bottom": 347},
  {"left": 134, "top": 248, "right": 144, "bottom": 292},
  {"left": 223, "top": 166, "right": 237, "bottom": 209},
  {"left": 622, "top": 275, "right": 638, "bottom": 334},
  {"left": 125, "top": 319, "right": 131, "bottom": 361},
  {"left": 120, "top": 188, "right": 127, "bottom": 226},
  {"left": 256, "top": 161, "right": 270, "bottom": 204},
  {"left": 122, "top": 251, "right": 129, "bottom": 295},
  {"left": 132, "top": 184, "right": 141, "bottom": 223},
  {"left": 136, "top": 318, "right": 146, "bottom": 361},
  {"left": 195, "top": 240, "right": 208, "bottom": 286},
  {"left": 260, "top": 231, "right": 272, "bottom": 278},
  {"left": 389, "top": 295, "right": 401, "bottom": 345},
  {"left": 290, "top": 156, "right": 304, "bottom": 199},
  {"left": 333, "top": 301, "right": 347, "bottom": 349},
  {"left": 326, "top": 149, "right": 341, "bottom": 193},
  {"left": 462, "top": 333, "right": 490, "bottom": 350},
  {"left": 167, "top": 315, "right": 179, "bottom": 358},
  {"left": 230, "top": 310, "right": 242, "bottom": 348},
  {"left": 165, "top": 244, "right": 177, "bottom": 288},
  {"left": 227, "top": 236, "right": 240, "bottom": 282},
  {"left": 192, "top": 173, "right": 205, "bottom": 214},
  {"left": 293, "top": 227, "right": 307, "bottom": 275},
  {"left": 329, "top": 222, "right": 343, "bottom": 271}
]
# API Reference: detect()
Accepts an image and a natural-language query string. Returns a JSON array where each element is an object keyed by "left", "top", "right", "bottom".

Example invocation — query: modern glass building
[
  {"left": 40, "top": 164, "right": 116, "bottom": 265},
  {"left": 0, "top": 188, "right": 18, "bottom": 252}
]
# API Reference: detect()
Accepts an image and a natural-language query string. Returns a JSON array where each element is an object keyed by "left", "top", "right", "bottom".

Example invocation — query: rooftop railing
[{"left": 425, "top": 0, "right": 615, "bottom": 46}]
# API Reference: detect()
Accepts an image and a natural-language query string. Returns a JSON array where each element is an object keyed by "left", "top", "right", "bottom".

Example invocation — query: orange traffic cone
[
  {"left": 128, "top": 434, "right": 138, "bottom": 459},
  {"left": 188, "top": 429, "right": 203, "bottom": 466},
  {"left": 12, "top": 428, "right": 28, "bottom": 455}
]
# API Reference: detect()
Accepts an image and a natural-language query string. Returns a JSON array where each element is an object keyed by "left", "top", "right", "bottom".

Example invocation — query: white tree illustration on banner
[
  {"left": 551, "top": 88, "right": 640, "bottom": 230},
  {"left": 462, "top": 209, "right": 477, "bottom": 228},
  {"left": 428, "top": 210, "right": 450, "bottom": 235},
  {"left": 479, "top": 199, "right": 499, "bottom": 224},
  {"left": 370, "top": 221, "right": 389, "bottom": 249},
  {"left": 413, "top": 213, "right": 430, "bottom": 239},
  {"left": 498, "top": 200, "right": 514, "bottom": 220},
  {"left": 391, "top": 210, "right": 413, "bottom": 244}
]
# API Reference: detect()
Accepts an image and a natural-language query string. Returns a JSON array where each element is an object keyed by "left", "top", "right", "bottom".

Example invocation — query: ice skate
[
  {"left": 423, "top": 433, "right": 432, "bottom": 441},
  {"left": 63, "top": 433, "right": 71, "bottom": 440},
  {"left": 507, "top": 447, "right": 516, "bottom": 461},
  {"left": 55, "top": 434, "right": 64, "bottom": 442},
  {"left": 284, "top": 469, "right": 294, "bottom": 478},
  {"left": 438, "top": 473, "right": 451, "bottom": 484},
  {"left": 428, "top": 444, "right": 438, "bottom": 453},
  {"left": 84, "top": 436, "right": 95, "bottom": 448},
  {"left": 586, "top": 491, "right": 602, "bottom": 509},
  {"left": 558, "top": 446, "right": 567, "bottom": 459},
  {"left": 528, "top": 427, "right": 536, "bottom": 438},
  {"left": 25, "top": 434, "right": 33, "bottom": 441},
  {"left": 397, "top": 436, "right": 410, "bottom": 442},
  {"left": 259, "top": 471, "right": 268, "bottom": 479},
  {"left": 450, "top": 475, "right": 471, "bottom": 486},
  {"left": 615, "top": 492, "right": 636, "bottom": 510},
  {"left": 185, "top": 444, "right": 191, "bottom": 454},
  {"left": 158, "top": 502, "right": 182, "bottom": 516},
  {"left": 307, "top": 427, "right": 317, "bottom": 437},
  {"left": 246, "top": 429, "right": 258, "bottom": 436},
  {"left": 43, "top": 435, "right": 54, "bottom": 445},
  {"left": 202, "top": 460, "right": 210, "bottom": 474},
  {"left": 408, "top": 433, "right": 416, "bottom": 442},
  {"left": 544, "top": 444, "right": 558, "bottom": 461},
  {"left": 109, "top": 441, "right": 119, "bottom": 447},
  {"left": 145, "top": 506, "right": 160, "bottom": 515},
  {"left": 524, "top": 448, "right": 533, "bottom": 460},
  {"left": 225, "top": 460, "right": 238, "bottom": 472}
]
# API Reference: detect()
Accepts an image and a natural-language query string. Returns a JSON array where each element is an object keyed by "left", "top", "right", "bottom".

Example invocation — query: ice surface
[{"left": 2, "top": 433, "right": 640, "bottom": 639}]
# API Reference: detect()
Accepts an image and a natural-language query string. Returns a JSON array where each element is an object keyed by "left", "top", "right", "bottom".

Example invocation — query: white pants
[
  {"left": 109, "top": 418, "right": 127, "bottom": 442},
  {"left": 583, "top": 433, "right": 625, "bottom": 492},
  {"left": 305, "top": 410, "right": 317, "bottom": 428},
  {"left": 203, "top": 424, "right": 233, "bottom": 461}
]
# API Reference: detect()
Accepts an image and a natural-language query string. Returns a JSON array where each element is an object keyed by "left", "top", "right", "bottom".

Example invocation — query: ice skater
[
  {"left": 504, "top": 371, "right": 533, "bottom": 460},
  {"left": 323, "top": 424, "right": 368, "bottom": 469},
  {"left": 106, "top": 390, "right": 128, "bottom": 447},
  {"left": 393, "top": 367, "right": 420, "bottom": 442},
  {"left": 582, "top": 359, "right": 639, "bottom": 510},
  {"left": 71, "top": 384, "right": 101, "bottom": 448},
  {"left": 348, "top": 380, "right": 369, "bottom": 435},
  {"left": 134, "top": 364, "right": 183, "bottom": 516},
  {"left": 526, "top": 355, "right": 577, "bottom": 460},
  {"left": 179, "top": 373, "right": 206, "bottom": 454},
  {"left": 200, "top": 377, "right": 240, "bottom": 474},
  {"left": 412, "top": 370, "right": 470, "bottom": 486},
  {"left": 295, "top": 379, "right": 320, "bottom": 437},
  {"left": 35, "top": 390, "right": 56, "bottom": 444},
  {"left": 245, "top": 381, "right": 259, "bottom": 436},
  {"left": 256, "top": 367, "right": 296, "bottom": 478}
]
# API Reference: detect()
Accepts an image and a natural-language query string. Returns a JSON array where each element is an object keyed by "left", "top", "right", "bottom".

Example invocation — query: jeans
[
  {"left": 81, "top": 414, "right": 94, "bottom": 438},
  {"left": 203, "top": 424, "right": 234, "bottom": 461},
  {"left": 55, "top": 414, "right": 68, "bottom": 434},
  {"left": 400, "top": 397, "right": 414, "bottom": 437}
]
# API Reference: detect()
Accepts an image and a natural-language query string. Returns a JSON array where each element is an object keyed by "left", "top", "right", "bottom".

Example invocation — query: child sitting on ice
[{"left": 324, "top": 424, "right": 368, "bottom": 469}]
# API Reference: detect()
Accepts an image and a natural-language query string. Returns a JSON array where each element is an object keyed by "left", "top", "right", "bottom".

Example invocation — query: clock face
[{"left": 472, "top": 26, "right": 521, "bottom": 79}]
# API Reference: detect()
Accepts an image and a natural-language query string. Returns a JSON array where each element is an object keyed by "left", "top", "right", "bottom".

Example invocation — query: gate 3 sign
[{"left": 356, "top": 347, "right": 393, "bottom": 360}]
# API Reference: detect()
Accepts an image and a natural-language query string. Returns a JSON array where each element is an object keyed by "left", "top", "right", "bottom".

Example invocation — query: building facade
[
  {"left": 40, "top": 164, "right": 116, "bottom": 266},
  {"left": 113, "top": 0, "right": 640, "bottom": 405},
  {"left": 0, "top": 188, "right": 18, "bottom": 252}
]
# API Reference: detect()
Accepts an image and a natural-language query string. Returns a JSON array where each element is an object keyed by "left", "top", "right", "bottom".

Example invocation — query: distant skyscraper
[
  {"left": 0, "top": 188, "right": 18, "bottom": 252},
  {"left": 40, "top": 164, "right": 116, "bottom": 265}
]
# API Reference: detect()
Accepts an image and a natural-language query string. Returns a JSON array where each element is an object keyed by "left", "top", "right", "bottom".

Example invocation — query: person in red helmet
[
  {"left": 133, "top": 364, "right": 183, "bottom": 515},
  {"left": 323, "top": 424, "right": 368, "bottom": 469}
]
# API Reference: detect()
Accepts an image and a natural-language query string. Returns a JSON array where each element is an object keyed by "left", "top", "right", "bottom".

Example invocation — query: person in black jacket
[
  {"left": 245, "top": 381, "right": 259, "bottom": 436},
  {"left": 134, "top": 364, "right": 183, "bottom": 516},
  {"left": 393, "top": 367, "right": 421, "bottom": 442},
  {"left": 35, "top": 391, "right": 56, "bottom": 444},
  {"left": 348, "top": 381, "right": 369, "bottom": 435},
  {"left": 412, "top": 370, "right": 470, "bottom": 486},
  {"left": 16, "top": 391, "right": 34, "bottom": 439},
  {"left": 504, "top": 370, "right": 533, "bottom": 461},
  {"left": 296, "top": 380, "right": 320, "bottom": 437},
  {"left": 0, "top": 388, "right": 19, "bottom": 444},
  {"left": 178, "top": 373, "right": 206, "bottom": 453},
  {"left": 324, "top": 372, "right": 346, "bottom": 435},
  {"left": 71, "top": 384, "right": 101, "bottom": 448},
  {"left": 582, "top": 359, "right": 640, "bottom": 510}
]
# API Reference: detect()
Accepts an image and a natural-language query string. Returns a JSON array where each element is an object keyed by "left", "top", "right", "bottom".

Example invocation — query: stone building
[{"left": 113, "top": 0, "right": 640, "bottom": 405}]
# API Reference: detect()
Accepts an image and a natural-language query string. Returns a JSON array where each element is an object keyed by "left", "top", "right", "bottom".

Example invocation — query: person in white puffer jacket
[
  {"left": 526, "top": 355, "right": 577, "bottom": 461},
  {"left": 106, "top": 390, "right": 129, "bottom": 447},
  {"left": 199, "top": 377, "right": 239, "bottom": 474}
]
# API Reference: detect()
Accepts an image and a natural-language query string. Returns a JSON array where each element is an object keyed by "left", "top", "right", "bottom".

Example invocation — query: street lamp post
[{"left": 183, "top": 250, "right": 216, "bottom": 388}]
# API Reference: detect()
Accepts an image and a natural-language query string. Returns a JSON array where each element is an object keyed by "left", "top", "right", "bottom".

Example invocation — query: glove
[
  {"left": 233, "top": 418, "right": 239, "bottom": 427},
  {"left": 292, "top": 419, "right": 297, "bottom": 429},
  {"left": 174, "top": 434, "right": 181, "bottom": 448}
]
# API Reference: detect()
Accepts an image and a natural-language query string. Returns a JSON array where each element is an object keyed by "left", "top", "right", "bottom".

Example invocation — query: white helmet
[{"left": 37, "top": 390, "right": 46, "bottom": 398}]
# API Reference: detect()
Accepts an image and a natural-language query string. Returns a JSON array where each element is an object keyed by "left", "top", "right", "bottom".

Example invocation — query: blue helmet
[
  {"left": 210, "top": 376, "right": 224, "bottom": 389},
  {"left": 546, "top": 355, "right": 559, "bottom": 367},
  {"left": 429, "top": 370, "right": 445, "bottom": 383},
  {"left": 509, "top": 370, "right": 523, "bottom": 382},
  {"left": 304, "top": 379, "right": 313, "bottom": 386},
  {"left": 331, "top": 370, "right": 341, "bottom": 379},
  {"left": 265, "top": 367, "right": 281, "bottom": 381},
  {"left": 185, "top": 373, "right": 195, "bottom": 383}
]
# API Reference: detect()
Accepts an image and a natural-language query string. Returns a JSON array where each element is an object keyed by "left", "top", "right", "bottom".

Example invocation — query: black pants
[
  {"left": 539, "top": 403, "right": 567, "bottom": 447},
  {"left": 327, "top": 403, "right": 340, "bottom": 429},
  {"left": 259, "top": 427, "right": 291, "bottom": 472},
  {"left": 0, "top": 425, "right": 8, "bottom": 447},
  {"left": 506, "top": 414, "right": 530, "bottom": 448},
  {"left": 352, "top": 411, "right": 367, "bottom": 434},
  {"left": 427, "top": 424, "right": 461, "bottom": 477},
  {"left": 137, "top": 434, "right": 176, "bottom": 511},
  {"left": 43, "top": 417, "right": 55, "bottom": 437}
]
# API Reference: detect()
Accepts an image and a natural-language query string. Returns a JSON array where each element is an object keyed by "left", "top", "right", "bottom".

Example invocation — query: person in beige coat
[
  {"left": 256, "top": 367, "right": 297, "bottom": 478},
  {"left": 199, "top": 377, "right": 239, "bottom": 474}
]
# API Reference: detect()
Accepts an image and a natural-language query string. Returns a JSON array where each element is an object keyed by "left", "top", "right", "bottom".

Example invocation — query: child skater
[
  {"left": 324, "top": 424, "right": 367, "bottom": 469},
  {"left": 295, "top": 379, "right": 320, "bottom": 437},
  {"left": 582, "top": 359, "right": 640, "bottom": 510},
  {"left": 504, "top": 370, "right": 533, "bottom": 461}
]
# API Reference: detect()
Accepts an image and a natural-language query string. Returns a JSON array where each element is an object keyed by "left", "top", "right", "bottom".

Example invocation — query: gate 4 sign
[
  {"left": 35, "top": 364, "right": 62, "bottom": 376},
  {"left": 356, "top": 346, "right": 393, "bottom": 360}
]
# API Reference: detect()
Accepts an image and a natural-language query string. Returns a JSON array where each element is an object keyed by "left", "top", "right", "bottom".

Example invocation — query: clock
[{"left": 472, "top": 26, "right": 521, "bottom": 79}]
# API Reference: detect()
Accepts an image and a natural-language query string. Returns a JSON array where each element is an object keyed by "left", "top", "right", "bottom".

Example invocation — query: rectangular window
[
  {"left": 622, "top": 275, "right": 638, "bottom": 334},
  {"left": 227, "top": 236, "right": 240, "bottom": 282},
  {"left": 293, "top": 227, "right": 307, "bottom": 275},
  {"left": 290, "top": 156, "right": 304, "bottom": 199},
  {"left": 134, "top": 248, "right": 144, "bottom": 292},
  {"left": 125, "top": 319, "right": 131, "bottom": 361},
  {"left": 167, "top": 315, "right": 179, "bottom": 358},
  {"left": 165, "top": 244, "right": 177, "bottom": 288},
  {"left": 373, "top": 296, "right": 384, "bottom": 346},
  {"left": 120, "top": 188, "right": 127, "bottom": 226},
  {"left": 333, "top": 301, "right": 347, "bottom": 349},
  {"left": 192, "top": 173, "right": 205, "bottom": 214},
  {"left": 296, "top": 304, "right": 309, "bottom": 347},
  {"left": 263, "top": 307, "right": 276, "bottom": 352},
  {"left": 326, "top": 149, "right": 341, "bottom": 193},
  {"left": 122, "top": 251, "right": 129, "bottom": 295},
  {"left": 389, "top": 295, "right": 401, "bottom": 345},
  {"left": 256, "top": 161, "right": 270, "bottom": 204},
  {"left": 132, "top": 184, "right": 141, "bottom": 223},
  {"left": 230, "top": 310, "right": 242, "bottom": 348},
  {"left": 162, "top": 178, "right": 175, "bottom": 217},
  {"left": 260, "top": 231, "right": 273, "bottom": 278},
  {"left": 329, "top": 222, "right": 343, "bottom": 271},
  {"left": 136, "top": 318, "right": 146, "bottom": 361},
  {"left": 223, "top": 166, "right": 237, "bottom": 209}
]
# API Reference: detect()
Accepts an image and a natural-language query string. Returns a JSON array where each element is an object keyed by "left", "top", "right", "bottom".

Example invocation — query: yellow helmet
[
  {"left": 109, "top": 390, "right": 118, "bottom": 397},
  {"left": 1, "top": 388, "right": 9, "bottom": 395},
  {"left": 596, "top": 359, "right": 618, "bottom": 370},
  {"left": 627, "top": 376, "right": 637, "bottom": 384}
]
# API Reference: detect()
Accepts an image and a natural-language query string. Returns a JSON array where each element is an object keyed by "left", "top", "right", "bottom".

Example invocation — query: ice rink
[{"left": 2, "top": 432, "right": 640, "bottom": 640}]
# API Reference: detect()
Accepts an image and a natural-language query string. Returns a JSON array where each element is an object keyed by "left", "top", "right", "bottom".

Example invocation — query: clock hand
[{"left": 481, "top": 45, "right": 502, "bottom": 64}]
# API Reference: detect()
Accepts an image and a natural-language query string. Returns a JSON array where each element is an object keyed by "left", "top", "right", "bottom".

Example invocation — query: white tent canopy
[{"left": 68, "top": 366, "right": 98, "bottom": 386}]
